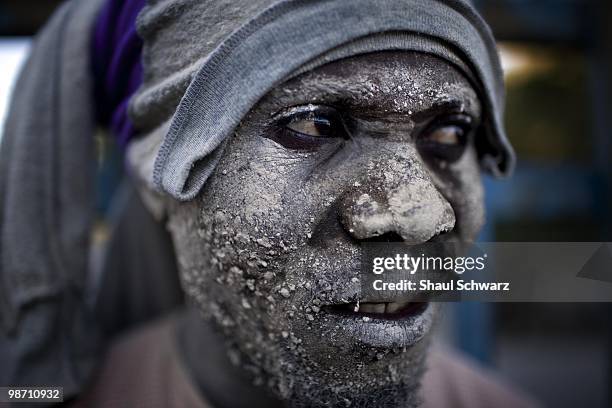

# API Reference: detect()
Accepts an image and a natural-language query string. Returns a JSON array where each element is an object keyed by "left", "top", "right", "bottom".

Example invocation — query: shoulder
[
  {"left": 421, "top": 345, "right": 540, "bottom": 408},
  {"left": 69, "top": 313, "right": 207, "bottom": 408}
]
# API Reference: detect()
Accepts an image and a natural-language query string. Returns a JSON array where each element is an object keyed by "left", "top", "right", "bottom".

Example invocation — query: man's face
[{"left": 167, "top": 52, "right": 484, "bottom": 407}]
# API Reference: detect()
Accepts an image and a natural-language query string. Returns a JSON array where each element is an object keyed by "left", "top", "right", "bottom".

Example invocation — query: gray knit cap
[{"left": 130, "top": 0, "right": 513, "bottom": 201}]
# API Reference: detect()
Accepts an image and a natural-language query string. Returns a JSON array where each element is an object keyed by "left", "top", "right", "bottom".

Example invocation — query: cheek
[
  {"left": 167, "top": 197, "right": 291, "bottom": 338},
  {"left": 441, "top": 147, "right": 485, "bottom": 239},
  {"left": 205, "top": 133, "right": 336, "bottom": 248},
  {"left": 167, "top": 139, "right": 322, "bottom": 316}
]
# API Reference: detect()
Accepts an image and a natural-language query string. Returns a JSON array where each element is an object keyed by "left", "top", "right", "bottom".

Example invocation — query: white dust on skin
[
  {"left": 340, "top": 156, "right": 456, "bottom": 243},
  {"left": 163, "top": 52, "right": 485, "bottom": 408}
]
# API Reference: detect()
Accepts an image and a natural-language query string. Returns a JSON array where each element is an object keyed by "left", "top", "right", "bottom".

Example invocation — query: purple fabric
[{"left": 92, "top": 0, "right": 146, "bottom": 147}]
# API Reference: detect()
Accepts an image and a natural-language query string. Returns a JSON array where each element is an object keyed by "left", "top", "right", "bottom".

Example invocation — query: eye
[
  {"left": 417, "top": 114, "right": 473, "bottom": 163},
  {"left": 286, "top": 113, "right": 334, "bottom": 137},
  {"left": 267, "top": 105, "right": 348, "bottom": 151}
]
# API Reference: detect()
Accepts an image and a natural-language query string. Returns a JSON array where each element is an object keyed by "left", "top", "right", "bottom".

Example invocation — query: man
[{"left": 0, "top": 0, "right": 536, "bottom": 406}]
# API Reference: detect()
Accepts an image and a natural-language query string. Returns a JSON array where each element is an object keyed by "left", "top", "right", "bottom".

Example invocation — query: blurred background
[{"left": 0, "top": 0, "right": 611, "bottom": 407}]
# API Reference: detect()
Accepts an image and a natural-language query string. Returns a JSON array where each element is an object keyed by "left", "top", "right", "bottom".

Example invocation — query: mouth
[
  {"left": 320, "top": 299, "right": 433, "bottom": 348},
  {"left": 325, "top": 300, "right": 428, "bottom": 320}
]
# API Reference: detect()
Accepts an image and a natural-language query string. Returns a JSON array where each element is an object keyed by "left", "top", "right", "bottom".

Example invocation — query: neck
[{"left": 175, "top": 306, "right": 286, "bottom": 408}]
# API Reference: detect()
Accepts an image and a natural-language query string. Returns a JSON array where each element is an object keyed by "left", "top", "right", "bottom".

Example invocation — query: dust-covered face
[{"left": 166, "top": 52, "right": 484, "bottom": 407}]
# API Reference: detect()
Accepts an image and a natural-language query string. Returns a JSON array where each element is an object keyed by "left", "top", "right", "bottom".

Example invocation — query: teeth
[
  {"left": 359, "top": 303, "right": 386, "bottom": 314},
  {"left": 385, "top": 301, "right": 411, "bottom": 313},
  {"left": 344, "top": 301, "right": 412, "bottom": 314}
]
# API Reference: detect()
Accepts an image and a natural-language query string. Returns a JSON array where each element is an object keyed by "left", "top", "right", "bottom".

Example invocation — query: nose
[{"left": 339, "top": 157, "right": 455, "bottom": 244}]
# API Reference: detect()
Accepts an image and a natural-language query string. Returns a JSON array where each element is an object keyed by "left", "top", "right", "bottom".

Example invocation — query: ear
[{"left": 126, "top": 120, "right": 172, "bottom": 221}]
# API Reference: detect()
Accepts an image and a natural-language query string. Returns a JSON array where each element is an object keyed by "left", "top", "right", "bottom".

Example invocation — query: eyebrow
[{"left": 296, "top": 77, "right": 476, "bottom": 115}]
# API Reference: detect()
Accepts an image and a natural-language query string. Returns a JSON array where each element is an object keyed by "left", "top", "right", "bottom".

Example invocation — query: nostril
[
  {"left": 361, "top": 232, "right": 404, "bottom": 243},
  {"left": 426, "top": 229, "right": 453, "bottom": 243}
]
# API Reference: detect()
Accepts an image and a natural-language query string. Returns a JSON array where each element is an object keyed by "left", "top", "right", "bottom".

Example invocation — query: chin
[
  {"left": 270, "top": 332, "right": 430, "bottom": 408},
  {"left": 211, "top": 293, "right": 435, "bottom": 408}
]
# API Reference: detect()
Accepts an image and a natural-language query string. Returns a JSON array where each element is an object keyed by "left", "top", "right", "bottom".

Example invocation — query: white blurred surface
[{"left": 0, "top": 38, "right": 31, "bottom": 143}]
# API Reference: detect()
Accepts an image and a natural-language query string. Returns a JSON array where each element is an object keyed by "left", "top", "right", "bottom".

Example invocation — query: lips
[{"left": 318, "top": 298, "right": 434, "bottom": 348}]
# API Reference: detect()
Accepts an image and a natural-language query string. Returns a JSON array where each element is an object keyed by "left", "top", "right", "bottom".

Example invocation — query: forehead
[{"left": 270, "top": 51, "right": 481, "bottom": 117}]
